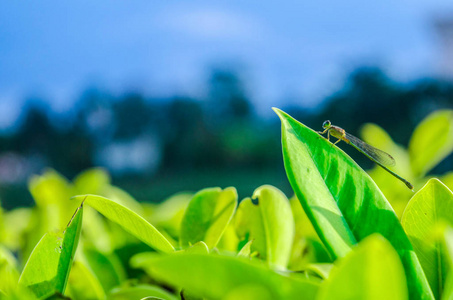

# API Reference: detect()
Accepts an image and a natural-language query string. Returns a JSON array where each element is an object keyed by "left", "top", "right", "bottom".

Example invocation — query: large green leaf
[
  {"left": 402, "top": 178, "right": 453, "bottom": 299},
  {"left": 439, "top": 226, "right": 453, "bottom": 299},
  {"left": 180, "top": 187, "right": 237, "bottom": 249},
  {"left": 317, "top": 234, "right": 408, "bottom": 300},
  {"left": 131, "top": 253, "right": 320, "bottom": 299},
  {"left": 409, "top": 110, "right": 453, "bottom": 177},
  {"left": 72, "top": 195, "right": 174, "bottom": 253},
  {"left": 274, "top": 108, "right": 433, "bottom": 299},
  {"left": 82, "top": 247, "right": 125, "bottom": 293},
  {"left": 66, "top": 260, "right": 105, "bottom": 299},
  {"left": 223, "top": 284, "right": 273, "bottom": 300},
  {"left": 107, "top": 284, "right": 178, "bottom": 300},
  {"left": 19, "top": 204, "right": 83, "bottom": 298},
  {"left": 235, "top": 185, "right": 294, "bottom": 268}
]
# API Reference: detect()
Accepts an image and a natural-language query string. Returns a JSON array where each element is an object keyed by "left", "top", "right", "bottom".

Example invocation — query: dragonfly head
[{"left": 322, "top": 120, "right": 331, "bottom": 129}]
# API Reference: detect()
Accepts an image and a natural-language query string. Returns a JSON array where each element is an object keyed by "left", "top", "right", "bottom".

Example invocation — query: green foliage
[
  {"left": 402, "top": 179, "right": 453, "bottom": 298},
  {"left": 19, "top": 204, "right": 83, "bottom": 298},
  {"left": 107, "top": 284, "right": 178, "bottom": 300},
  {"left": 409, "top": 110, "right": 453, "bottom": 178},
  {"left": 361, "top": 109, "right": 453, "bottom": 217},
  {"left": 317, "top": 234, "right": 408, "bottom": 300},
  {"left": 235, "top": 185, "right": 294, "bottom": 268},
  {"left": 179, "top": 187, "right": 237, "bottom": 249},
  {"left": 72, "top": 195, "right": 174, "bottom": 253},
  {"left": 1, "top": 108, "right": 453, "bottom": 299},
  {"left": 131, "top": 253, "right": 320, "bottom": 299},
  {"left": 274, "top": 107, "right": 432, "bottom": 299}
]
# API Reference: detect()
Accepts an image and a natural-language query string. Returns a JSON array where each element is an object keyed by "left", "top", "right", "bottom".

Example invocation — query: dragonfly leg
[
  {"left": 318, "top": 128, "right": 328, "bottom": 135},
  {"left": 333, "top": 137, "right": 342, "bottom": 145},
  {"left": 318, "top": 128, "right": 329, "bottom": 140}
]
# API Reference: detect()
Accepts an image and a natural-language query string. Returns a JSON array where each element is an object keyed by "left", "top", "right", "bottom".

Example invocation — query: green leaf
[
  {"left": 72, "top": 195, "right": 174, "bottom": 253},
  {"left": 274, "top": 108, "right": 433, "bottom": 299},
  {"left": 131, "top": 253, "right": 320, "bottom": 299},
  {"left": 288, "top": 196, "right": 331, "bottom": 270},
  {"left": 317, "top": 234, "right": 408, "bottom": 300},
  {"left": 237, "top": 240, "right": 254, "bottom": 257},
  {"left": 304, "top": 263, "right": 333, "bottom": 279},
  {"left": 217, "top": 222, "right": 240, "bottom": 252},
  {"left": 1, "top": 207, "right": 32, "bottom": 251},
  {"left": 66, "top": 260, "right": 105, "bottom": 300},
  {"left": 409, "top": 110, "right": 453, "bottom": 177},
  {"left": 74, "top": 167, "right": 110, "bottom": 195},
  {"left": 180, "top": 187, "right": 237, "bottom": 249},
  {"left": 83, "top": 247, "right": 125, "bottom": 293},
  {"left": 145, "top": 192, "right": 192, "bottom": 238},
  {"left": 440, "top": 226, "right": 453, "bottom": 299},
  {"left": 29, "top": 169, "right": 78, "bottom": 229},
  {"left": 235, "top": 185, "right": 294, "bottom": 268},
  {"left": 19, "top": 204, "right": 83, "bottom": 298},
  {"left": 107, "top": 284, "right": 178, "bottom": 300},
  {"left": 223, "top": 284, "right": 273, "bottom": 300},
  {"left": 401, "top": 178, "right": 453, "bottom": 299},
  {"left": 181, "top": 241, "right": 210, "bottom": 255},
  {"left": 102, "top": 185, "right": 145, "bottom": 216},
  {"left": 0, "top": 246, "right": 36, "bottom": 299}
]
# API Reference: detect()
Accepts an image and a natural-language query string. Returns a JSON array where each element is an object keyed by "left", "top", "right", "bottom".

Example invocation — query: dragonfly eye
[{"left": 322, "top": 120, "right": 331, "bottom": 129}]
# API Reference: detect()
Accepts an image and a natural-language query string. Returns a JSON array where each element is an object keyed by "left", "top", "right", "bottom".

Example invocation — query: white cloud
[{"left": 157, "top": 6, "right": 265, "bottom": 41}]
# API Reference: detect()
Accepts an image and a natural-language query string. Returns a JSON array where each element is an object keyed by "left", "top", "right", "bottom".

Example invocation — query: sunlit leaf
[
  {"left": 317, "top": 234, "right": 408, "bottom": 300},
  {"left": 19, "top": 204, "right": 83, "bottom": 298},
  {"left": 74, "top": 167, "right": 111, "bottom": 195},
  {"left": 1, "top": 207, "right": 33, "bottom": 251},
  {"left": 181, "top": 241, "right": 209, "bottom": 255},
  {"left": 235, "top": 185, "right": 294, "bottom": 268},
  {"left": 0, "top": 246, "right": 35, "bottom": 299},
  {"left": 439, "top": 226, "right": 453, "bottom": 299},
  {"left": 274, "top": 108, "right": 433, "bottom": 299},
  {"left": 217, "top": 223, "right": 240, "bottom": 252},
  {"left": 237, "top": 240, "right": 254, "bottom": 258},
  {"left": 72, "top": 195, "right": 174, "bottom": 253},
  {"left": 409, "top": 110, "right": 453, "bottom": 177},
  {"left": 145, "top": 192, "right": 192, "bottom": 238},
  {"left": 180, "top": 187, "right": 237, "bottom": 249},
  {"left": 82, "top": 247, "right": 126, "bottom": 293},
  {"left": 107, "top": 284, "right": 178, "bottom": 300},
  {"left": 29, "top": 169, "right": 78, "bottom": 229},
  {"left": 401, "top": 178, "right": 453, "bottom": 299},
  {"left": 304, "top": 263, "right": 333, "bottom": 279},
  {"left": 288, "top": 196, "right": 331, "bottom": 270},
  {"left": 66, "top": 260, "right": 105, "bottom": 300},
  {"left": 131, "top": 253, "right": 320, "bottom": 299},
  {"left": 223, "top": 284, "right": 272, "bottom": 300},
  {"left": 441, "top": 172, "right": 453, "bottom": 192}
]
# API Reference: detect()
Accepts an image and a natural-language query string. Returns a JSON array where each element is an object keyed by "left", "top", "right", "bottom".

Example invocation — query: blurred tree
[
  {"left": 113, "top": 93, "right": 152, "bottom": 139},
  {"left": 162, "top": 97, "right": 224, "bottom": 169},
  {"left": 16, "top": 101, "right": 55, "bottom": 155},
  {"left": 207, "top": 69, "right": 253, "bottom": 124}
]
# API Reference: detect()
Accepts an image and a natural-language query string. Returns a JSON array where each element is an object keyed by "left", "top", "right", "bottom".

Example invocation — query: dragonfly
[{"left": 319, "top": 120, "right": 414, "bottom": 190}]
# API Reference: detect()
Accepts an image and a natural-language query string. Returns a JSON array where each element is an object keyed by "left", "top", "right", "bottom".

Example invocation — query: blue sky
[{"left": 1, "top": 0, "right": 452, "bottom": 123}]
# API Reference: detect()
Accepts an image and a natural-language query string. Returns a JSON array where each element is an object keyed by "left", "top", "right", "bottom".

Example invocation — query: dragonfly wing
[{"left": 345, "top": 132, "right": 396, "bottom": 167}]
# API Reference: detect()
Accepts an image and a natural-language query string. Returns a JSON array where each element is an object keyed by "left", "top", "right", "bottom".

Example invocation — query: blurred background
[{"left": 1, "top": 1, "right": 453, "bottom": 209}]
